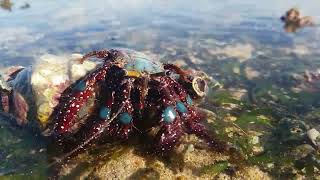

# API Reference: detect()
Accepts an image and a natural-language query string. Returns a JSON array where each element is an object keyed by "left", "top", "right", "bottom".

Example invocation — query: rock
[
  {"left": 252, "top": 146, "right": 264, "bottom": 155},
  {"left": 276, "top": 118, "right": 308, "bottom": 143},
  {"left": 128, "top": 168, "right": 160, "bottom": 180},
  {"left": 281, "top": 8, "right": 315, "bottom": 33},
  {"left": 0, "top": 75, "right": 11, "bottom": 92},
  {"left": 282, "top": 45, "right": 311, "bottom": 56},
  {"left": 188, "top": 54, "right": 205, "bottom": 65},
  {"left": 173, "top": 59, "right": 187, "bottom": 67},
  {"left": 235, "top": 166, "right": 271, "bottom": 180},
  {"left": 208, "top": 43, "right": 254, "bottom": 62},
  {"left": 233, "top": 67, "right": 240, "bottom": 74},
  {"left": 307, "top": 128, "right": 320, "bottom": 147},
  {"left": 291, "top": 144, "right": 315, "bottom": 160},
  {"left": 228, "top": 88, "right": 248, "bottom": 100},
  {"left": 250, "top": 136, "right": 260, "bottom": 145},
  {"left": 245, "top": 66, "right": 260, "bottom": 80}
]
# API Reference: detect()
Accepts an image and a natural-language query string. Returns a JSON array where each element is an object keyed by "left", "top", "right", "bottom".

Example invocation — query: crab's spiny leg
[
  {"left": 155, "top": 113, "right": 184, "bottom": 153},
  {"left": 163, "top": 64, "right": 189, "bottom": 82},
  {"left": 153, "top": 78, "right": 184, "bottom": 153},
  {"left": 187, "top": 121, "right": 228, "bottom": 152},
  {"left": 111, "top": 78, "right": 135, "bottom": 139},
  {"left": 165, "top": 76, "right": 230, "bottom": 152},
  {"left": 50, "top": 78, "right": 129, "bottom": 165},
  {"left": 79, "top": 50, "right": 110, "bottom": 64},
  {"left": 53, "top": 63, "right": 111, "bottom": 135},
  {"left": 50, "top": 100, "right": 126, "bottom": 166},
  {"left": 81, "top": 78, "right": 135, "bottom": 144}
]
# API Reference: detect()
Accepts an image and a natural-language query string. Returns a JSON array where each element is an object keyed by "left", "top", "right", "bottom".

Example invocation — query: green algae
[
  {"left": 199, "top": 161, "right": 229, "bottom": 176},
  {"left": 235, "top": 111, "right": 272, "bottom": 129},
  {"left": 205, "top": 79, "right": 320, "bottom": 179},
  {"left": 208, "top": 90, "right": 243, "bottom": 105},
  {"left": 0, "top": 116, "right": 48, "bottom": 179}
]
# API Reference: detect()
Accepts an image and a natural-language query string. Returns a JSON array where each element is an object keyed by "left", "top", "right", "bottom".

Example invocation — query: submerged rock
[
  {"left": 273, "top": 118, "right": 308, "bottom": 144},
  {"left": 208, "top": 43, "right": 254, "bottom": 62},
  {"left": 280, "top": 8, "right": 315, "bottom": 33},
  {"left": 307, "top": 128, "right": 320, "bottom": 147},
  {"left": 291, "top": 144, "right": 315, "bottom": 160}
]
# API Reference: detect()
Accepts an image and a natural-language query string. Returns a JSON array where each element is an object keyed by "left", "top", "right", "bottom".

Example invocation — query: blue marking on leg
[
  {"left": 162, "top": 106, "right": 176, "bottom": 123},
  {"left": 74, "top": 80, "right": 86, "bottom": 91},
  {"left": 99, "top": 107, "right": 111, "bottom": 119},
  {"left": 186, "top": 95, "right": 193, "bottom": 105},
  {"left": 176, "top": 101, "right": 188, "bottom": 113},
  {"left": 119, "top": 112, "right": 132, "bottom": 124}
]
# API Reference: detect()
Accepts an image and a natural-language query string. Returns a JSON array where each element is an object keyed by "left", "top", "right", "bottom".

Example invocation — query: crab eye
[
  {"left": 165, "top": 70, "right": 172, "bottom": 76},
  {"left": 192, "top": 76, "right": 208, "bottom": 97},
  {"left": 165, "top": 70, "right": 180, "bottom": 80}
]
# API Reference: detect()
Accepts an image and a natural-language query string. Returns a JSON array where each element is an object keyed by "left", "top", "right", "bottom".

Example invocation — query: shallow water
[{"left": 1, "top": 0, "right": 320, "bottom": 179}]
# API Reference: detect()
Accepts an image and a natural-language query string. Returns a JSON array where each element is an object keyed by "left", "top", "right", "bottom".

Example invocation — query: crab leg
[
  {"left": 155, "top": 114, "right": 184, "bottom": 153},
  {"left": 153, "top": 79, "right": 184, "bottom": 153},
  {"left": 79, "top": 50, "right": 110, "bottom": 64},
  {"left": 53, "top": 62, "right": 111, "bottom": 135},
  {"left": 51, "top": 98, "right": 126, "bottom": 165},
  {"left": 51, "top": 78, "right": 135, "bottom": 163},
  {"left": 166, "top": 77, "right": 229, "bottom": 152},
  {"left": 101, "top": 78, "right": 135, "bottom": 140},
  {"left": 76, "top": 78, "right": 136, "bottom": 146}
]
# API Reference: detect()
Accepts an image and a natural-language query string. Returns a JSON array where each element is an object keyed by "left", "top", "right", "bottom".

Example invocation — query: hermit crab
[
  {"left": 0, "top": 49, "right": 231, "bottom": 161},
  {"left": 44, "top": 49, "right": 229, "bottom": 157}
]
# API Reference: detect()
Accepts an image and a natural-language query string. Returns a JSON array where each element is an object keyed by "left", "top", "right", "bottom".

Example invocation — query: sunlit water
[{"left": 1, "top": 0, "right": 320, "bottom": 179}]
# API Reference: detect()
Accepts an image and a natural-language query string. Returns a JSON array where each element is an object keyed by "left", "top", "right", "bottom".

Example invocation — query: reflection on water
[{"left": 0, "top": 0, "right": 320, "bottom": 179}]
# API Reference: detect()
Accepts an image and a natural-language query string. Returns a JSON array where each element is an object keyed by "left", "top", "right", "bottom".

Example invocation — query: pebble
[
  {"left": 250, "top": 136, "right": 260, "bottom": 145},
  {"left": 307, "top": 128, "right": 320, "bottom": 147},
  {"left": 186, "top": 144, "right": 195, "bottom": 153}
]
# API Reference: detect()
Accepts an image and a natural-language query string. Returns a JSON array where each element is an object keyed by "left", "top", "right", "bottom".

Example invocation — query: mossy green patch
[
  {"left": 208, "top": 90, "right": 242, "bottom": 105},
  {"left": 0, "top": 116, "right": 48, "bottom": 178},
  {"left": 234, "top": 110, "right": 272, "bottom": 130},
  {"left": 200, "top": 161, "right": 229, "bottom": 176}
]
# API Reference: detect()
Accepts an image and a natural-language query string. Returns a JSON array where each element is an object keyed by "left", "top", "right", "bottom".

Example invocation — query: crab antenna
[
  {"left": 163, "top": 64, "right": 190, "bottom": 82},
  {"left": 79, "top": 50, "right": 110, "bottom": 64},
  {"left": 163, "top": 64, "right": 187, "bottom": 76}
]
